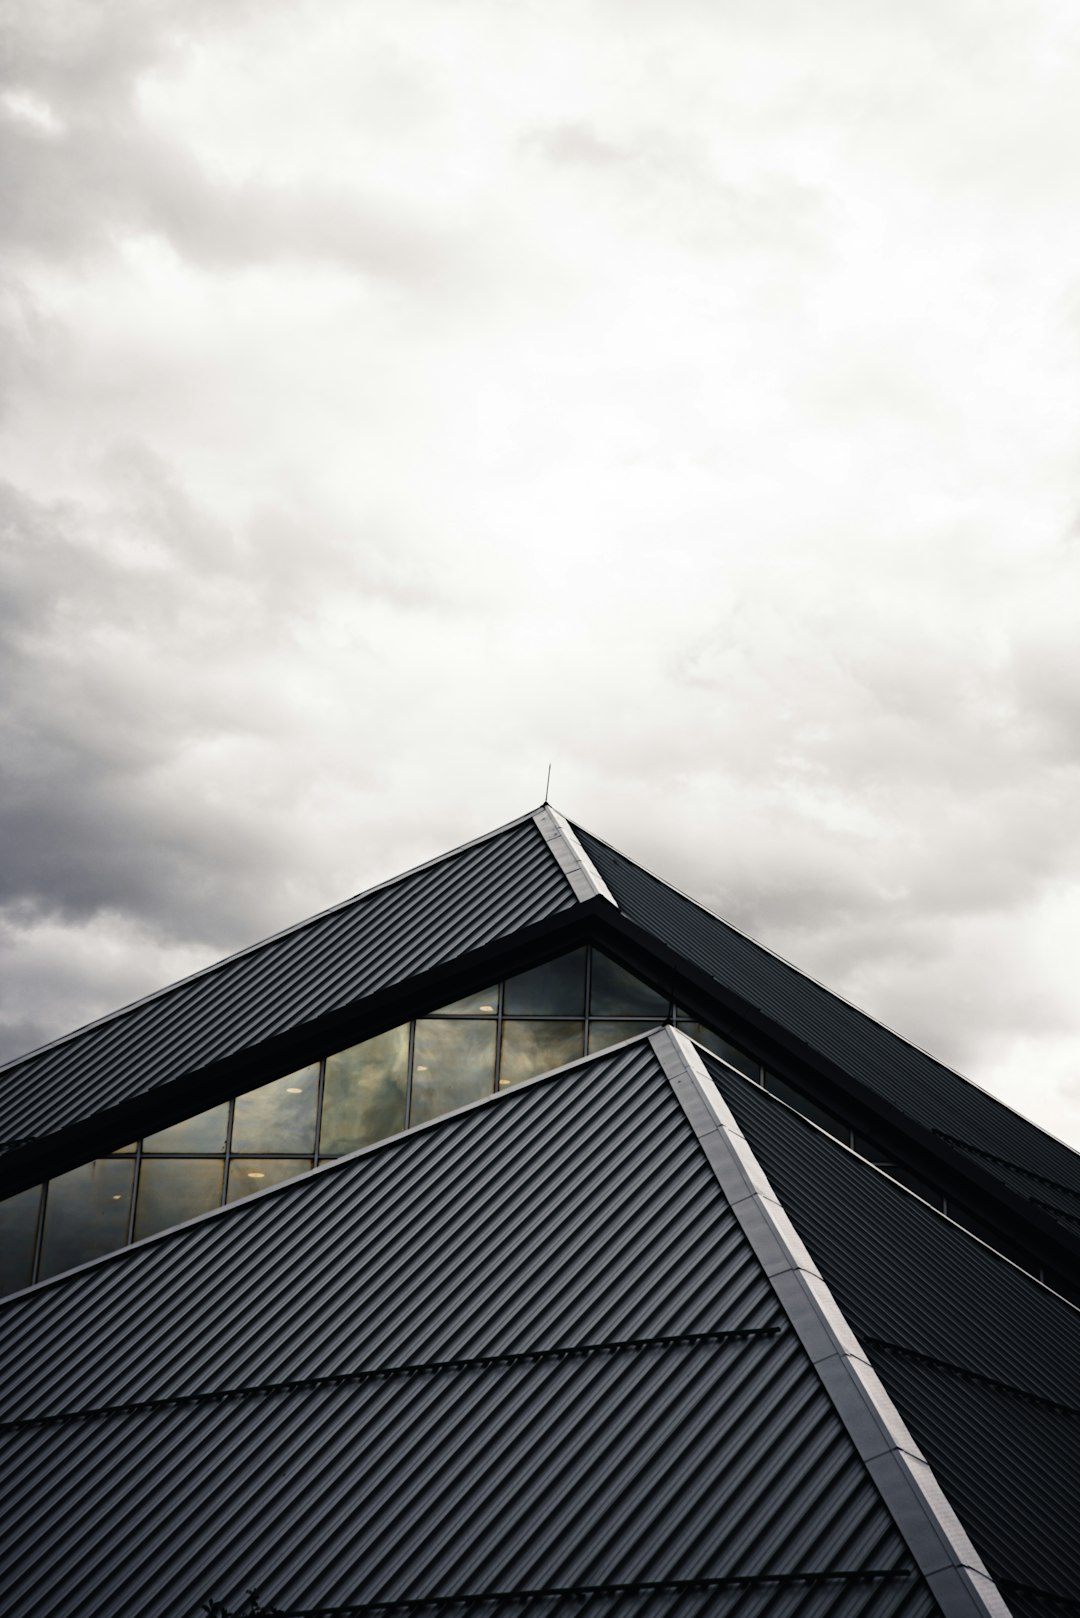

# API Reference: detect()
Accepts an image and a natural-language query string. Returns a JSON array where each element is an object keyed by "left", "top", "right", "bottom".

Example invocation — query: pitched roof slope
[
  {"left": 575, "top": 821, "right": 1080, "bottom": 1198},
  {"left": 700, "top": 1047, "right": 1080, "bottom": 1618},
  {"left": 0, "top": 1035, "right": 949, "bottom": 1618},
  {"left": 0, "top": 812, "right": 579, "bottom": 1147}
]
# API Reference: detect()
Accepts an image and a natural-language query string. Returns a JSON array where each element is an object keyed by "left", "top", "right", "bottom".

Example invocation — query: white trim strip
[
  {"left": 532, "top": 806, "right": 618, "bottom": 908},
  {"left": 650, "top": 1025, "right": 1014, "bottom": 1618}
]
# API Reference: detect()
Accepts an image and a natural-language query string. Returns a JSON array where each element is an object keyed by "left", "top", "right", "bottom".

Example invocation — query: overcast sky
[{"left": 3, "top": 1, "right": 1080, "bottom": 1151}]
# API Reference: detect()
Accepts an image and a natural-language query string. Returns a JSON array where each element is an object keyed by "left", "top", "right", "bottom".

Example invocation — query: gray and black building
[{"left": 1, "top": 806, "right": 1078, "bottom": 1617}]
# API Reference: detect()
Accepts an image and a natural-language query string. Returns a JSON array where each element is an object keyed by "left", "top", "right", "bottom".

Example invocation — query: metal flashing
[
  {"left": 650, "top": 1025, "right": 1014, "bottom": 1618},
  {"left": 533, "top": 805, "right": 618, "bottom": 907}
]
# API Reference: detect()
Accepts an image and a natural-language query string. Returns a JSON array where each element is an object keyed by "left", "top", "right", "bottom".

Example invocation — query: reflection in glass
[
  {"left": 0, "top": 1185, "right": 41, "bottom": 1294},
  {"left": 430, "top": 986, "right": 499, "bottom": 1015},
  {"left": 39, "top": 1159, "right": 134, "bottom": 1279},
  {"left": 143, "top": 1101, "right": 230, "bottom": 1154},
  {"left": 676, "top": 1022, "right": 759, "bottom": 1080},
  {"left": 322, "top": 1025, "right": 408, "bottom": 1153},
  {"left": 134, "top": 1158, "right": 225, "bottom": 1241},
  {"left": 410, "top": 1020, "right": 497, "bottom": 1124},
  {"left": 587, "top": 1020, "right": 652, "bottom": 1054},
  {"left": 499, "top": 1021, "right": 584, "bottom": 1090},
  {"left": 503, "top": 949, "right": 586, "bottom": 1016},
  {"left": 232, "top": 1065, "right": 318, "bottom": 1154},
  {"left": 590, "top": 952, "right": 668, "bottom": 1018},
  {"left": 226, "top": 1159, "right": 313, "bottom": 1203}
]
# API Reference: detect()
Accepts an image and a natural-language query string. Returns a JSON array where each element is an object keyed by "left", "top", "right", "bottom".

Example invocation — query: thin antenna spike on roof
[{"left": 545, "top": 763, "right": 552, "bottom": 804}]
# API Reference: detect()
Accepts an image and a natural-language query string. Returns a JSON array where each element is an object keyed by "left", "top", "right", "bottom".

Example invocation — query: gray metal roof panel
[
  {"left": 0, "top": 1039, "right": 779, "bottom": 1421},
  {"left": 0, "top": 1038, "right": 934, "bottom": 1618},
  {"left": 864, "top": 1351, "right": 1080, "bottom": 1606},
  {"left": 0, "top": 1337, "right": 923, "bottom": 1617},
  {"left": 574, "top": 822, "right": 1080, "bottom": 1197},
  {"left": 943, "top": 1137, "right": 1080, "bottom": 1224},
  {"left": 0, "top": 815, "right": 577, "bottom": 1144},
  {"left": 701, "top": 1050, "right": 1080, "bottom": 1606}
]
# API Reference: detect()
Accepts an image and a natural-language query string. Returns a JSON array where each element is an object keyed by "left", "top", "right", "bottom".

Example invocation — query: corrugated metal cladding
[
  {"left": 574, "top": 822, "right": 1080, "bottom": 1196},
  {"left": 0, "top": 816, "right": 576, "bottom": 1144},
  {"left": 702, "top": 1052, "right": 1080, "bottom": 1610},
  {"left": 0, "top": 1042, "right": 779, "bottom": 1421},
  {"left": 946, "top": 1137, "right": 1080, "bottom": 1225},
  {"left": 0, "top": 1040, "right": 933, "bottom": 1617}
]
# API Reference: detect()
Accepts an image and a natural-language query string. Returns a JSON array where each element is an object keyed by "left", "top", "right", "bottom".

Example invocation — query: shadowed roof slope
[
  {"left": 701, "top": 1047, "right": 1080, "bottom": 1618},
  {"left": 575, "top": 821, "right": 1080, "bottom": 1199},
  {"left": 0, "top": 1033, "right": 958, "bottom": 1618}
]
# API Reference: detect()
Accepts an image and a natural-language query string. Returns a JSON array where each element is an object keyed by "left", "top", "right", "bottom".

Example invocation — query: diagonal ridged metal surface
[
  {"left": 0, "top": 1337, "right": 920, "bottom": 1618},
  {"left": 867, "top": 1352, "right": 1080, "bottom": 1603},
  {"left": 0, "top": 1039, "right": 935, "bottom": 1618},
  {"left": 944, "top": 1138, "right": 1080, "bottom": 1224},
  {"left": 169, "top": 1592, "right": 941, "bottom": 1618},
  {"left": 0, "top": 1040, "right": 779, "bottom": 1420},
  {"left": 0, "top": 816, "right": 576, "bottom": 1144},
  {"left": 574, "top": 822, "right": 1080, "bottom": 1198},
  {"left": 702, "top": 1050, "right": 1080, "bottom": 1607}
]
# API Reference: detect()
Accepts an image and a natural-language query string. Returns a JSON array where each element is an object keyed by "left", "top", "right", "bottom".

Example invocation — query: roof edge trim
[
  {"left": 649, "top": 1025, "right": 1015, "bottom": 1618},
  {"left": 533, "top": 806, "right": 618, "bottom": 907}
]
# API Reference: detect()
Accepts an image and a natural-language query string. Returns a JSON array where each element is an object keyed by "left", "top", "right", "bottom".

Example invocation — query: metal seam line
[
  {"left": 203, "top": 1571, "right": 916, "bottom": 1617},
  {"left": 531, "top": 806, "right": 618, "bottom": 908},
  {"left": 934, "top": 1130, "right": 1080, "bottom": 1201},
  {"left": 0, "top": 1327, "right": 782, "bottom": 1433},
  {"left": 864, "top": 1339, "right": 1080, "bottom": 1420},
  {"left": 650, "top": 1024, "right": 1015, "bottom": 1618}
]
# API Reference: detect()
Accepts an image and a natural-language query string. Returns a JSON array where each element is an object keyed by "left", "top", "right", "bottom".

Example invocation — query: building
[{"left": 0, "top": 806, "right": 1078, "bottom": 1617}]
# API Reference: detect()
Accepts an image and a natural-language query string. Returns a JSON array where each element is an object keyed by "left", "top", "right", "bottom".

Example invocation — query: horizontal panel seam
[
  {"left": 934, "top": 1132, "right": 1080, "bottom": 1202},
  {"left": 0, "top": 1326, "right": 783, "bottom": 1434},
  {"left": 866, "top": 1338, "right": 1080, "bottom": 1421},
  {"left": 203, "top": 1570, "right": 918, "bottom": 1617}
]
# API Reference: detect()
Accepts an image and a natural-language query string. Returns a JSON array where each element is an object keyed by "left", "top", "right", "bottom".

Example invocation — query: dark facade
[{"left": 1, "top": 806, "right": 1078, "bottom": 1618}]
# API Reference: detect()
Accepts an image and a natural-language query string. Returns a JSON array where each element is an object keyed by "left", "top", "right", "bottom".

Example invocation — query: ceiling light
[
  {"left": 286, "top": 1087, "right": 303, "bottom": 1094},
  {"left": 247, "top": 1171, "right": 265, "bottom": 1179}
]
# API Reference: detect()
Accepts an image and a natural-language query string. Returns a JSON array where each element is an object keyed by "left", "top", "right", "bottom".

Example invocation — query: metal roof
[
  {"left": 574, "top": 821, "right": 1080, "bottom": 1198},
  {"left": 0, "top": 812, "right": 580, "bottom": 1147},
  {"left": 6, "top": 802, "right": 1080, "bottom": 1272},
  {"left": 0, "top": 1035, "right": 944, "bottom": 1618},
  {"left": 701, "top": 1047, "right": 1080, "bottom": 1613}
]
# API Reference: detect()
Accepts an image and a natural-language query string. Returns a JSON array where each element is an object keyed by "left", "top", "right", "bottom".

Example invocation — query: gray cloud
[{"left": 3, "top": 0, "right": 1080, "bottom": 1153}]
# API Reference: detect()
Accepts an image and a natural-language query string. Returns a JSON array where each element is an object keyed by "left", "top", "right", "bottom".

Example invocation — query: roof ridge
[
  {"left": 532, "top": 805, "right": 617, "bottom": 906},
  {"left": 0, "top": 808, "right": 548, "bottom": 1076},
  {"left": 650, "top": 1024, "right": 1012, "bottom": 1618}
]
